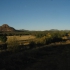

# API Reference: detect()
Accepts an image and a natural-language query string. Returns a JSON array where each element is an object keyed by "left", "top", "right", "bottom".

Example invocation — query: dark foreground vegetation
[
  {"left": 0, "top": 30, "right": 70, "bottom": 70},
  {"left": 0, "top": 44, "right": 70, "bottom": 70}
]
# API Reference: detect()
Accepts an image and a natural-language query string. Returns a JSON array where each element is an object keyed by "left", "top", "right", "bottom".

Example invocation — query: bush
[
  {"left": 52, "top": 37, "right": 62, "bottom": 43},
  {"left": 45, "top": 38, "right": 52, "bottom": 44},
  {"left": 44, "top": 33, "right": 62, "bottom": 44},
  {"left": 0, "top": 35, "right": 7, "bottom": 43},
  {"left": 29, "top": 41, "right": 36, "bottom": 49},
  {"left": 51, "top": 33, "right": 62, "bottom": 43},
  {"left": 7, "top": 36, "right": 19, "bottom": 52}
]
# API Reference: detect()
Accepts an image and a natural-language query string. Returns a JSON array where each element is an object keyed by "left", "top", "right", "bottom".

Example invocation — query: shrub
[
  {"left": 7, "top": 36, "right": 19, "bottom": 52},
  {"left": 0, "top": 35, "right": 7, "bottom": 43},
  {"left": 51, "top": 33, "right": 62, "bottom": 43},
  {"left": 29, "top": 41, "right": 36, "bottom": 49}
]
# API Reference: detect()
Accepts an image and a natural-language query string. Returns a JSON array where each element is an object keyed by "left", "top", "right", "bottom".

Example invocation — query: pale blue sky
[{"left": 0, "top": 0, "right": 70, "bottom": 30}]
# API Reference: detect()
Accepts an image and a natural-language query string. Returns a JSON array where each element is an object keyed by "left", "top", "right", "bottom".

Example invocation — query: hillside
[
  {"left": 0, "top": 24, "right": 15, "bottom": 32},
  {"left": 0, "top": 44, "right": 70, "bottom": 70}
]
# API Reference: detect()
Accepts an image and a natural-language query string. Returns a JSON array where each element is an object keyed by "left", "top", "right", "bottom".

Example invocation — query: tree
[{"left": 0, "top": 35, "right": 7, "bottom": 43}]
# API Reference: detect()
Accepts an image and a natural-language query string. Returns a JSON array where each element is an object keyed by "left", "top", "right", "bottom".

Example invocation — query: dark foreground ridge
[{"left": 0, "top": 44, "right": 70, "bottom": 70}]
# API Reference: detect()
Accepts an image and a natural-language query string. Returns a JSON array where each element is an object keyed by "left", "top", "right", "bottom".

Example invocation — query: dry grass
[
  {"left": 7, "top": 35, "right": 35, "bottom": 40},
  {"left": 7, "top": 35, "right": 70, "bottom": 46},
  {"left": 7, "top": 35, "right": 36, "bottom": 45},
  {"left": 62, "top": 36, "right": 67, "bottom": 39}
]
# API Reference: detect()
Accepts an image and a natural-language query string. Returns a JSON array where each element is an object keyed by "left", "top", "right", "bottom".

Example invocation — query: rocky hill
[{"left": 0, "top": 24, "right": 15, "bottom": 32}]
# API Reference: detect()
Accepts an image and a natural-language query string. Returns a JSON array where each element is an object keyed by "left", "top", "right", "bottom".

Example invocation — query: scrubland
[{"left": 0, "top": 31, "right": 70, "bottom": 70}]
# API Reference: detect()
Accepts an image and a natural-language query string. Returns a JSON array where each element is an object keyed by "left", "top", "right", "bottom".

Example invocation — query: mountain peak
[
  {"left": 0, "top": 24, "right": 15, "bottom": 32},
  {"left": 2, "top": 24, "right": 9, "bottom": 28}
]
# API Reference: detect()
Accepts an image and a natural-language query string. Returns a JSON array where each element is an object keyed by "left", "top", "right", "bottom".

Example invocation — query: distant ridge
[{"left": 0, "top": 24, "right": 15, "bottom": 32}]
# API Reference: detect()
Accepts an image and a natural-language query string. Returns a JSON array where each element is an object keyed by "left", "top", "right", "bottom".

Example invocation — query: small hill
[{"left": 0, "top": 24, "right": 15, "bottom": 32}]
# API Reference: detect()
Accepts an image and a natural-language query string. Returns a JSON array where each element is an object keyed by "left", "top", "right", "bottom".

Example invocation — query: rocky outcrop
[{"left": 0, "top": 24, "right": 15, "bottom": 32}]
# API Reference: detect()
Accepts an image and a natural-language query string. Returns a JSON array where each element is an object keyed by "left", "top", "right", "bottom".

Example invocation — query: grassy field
[
  {"left": 6, "top": 34, "right": 70, "bottom": 46},
  {"left": 7, "top": 35, "right": 36, "bottom": 41},
  {"left": 7, "top": 35, "right": 36, "bottom": 45}
]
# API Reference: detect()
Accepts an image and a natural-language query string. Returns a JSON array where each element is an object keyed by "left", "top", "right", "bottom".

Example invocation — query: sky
[{"left": 0, "top": 0, "right": 70, "bottom": 30}]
